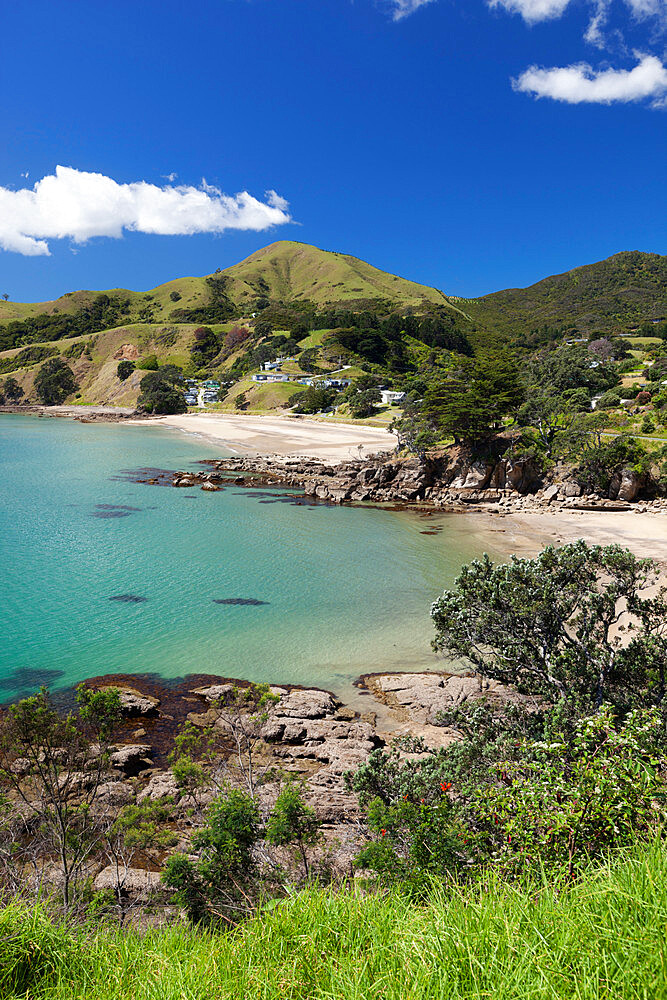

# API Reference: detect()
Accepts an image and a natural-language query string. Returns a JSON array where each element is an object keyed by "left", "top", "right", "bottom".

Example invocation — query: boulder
[
  {"left": 111, "top": 744, "right": 154, "bottom": 775},
  {"left": 101, "top": 686, "right": 160, "bottom": 716},
  {"left": 94, "top": 866, "right": 164, "bottom": 898},
  {"left": 137, "top": 770, "right": 181, "bottom": 803},
  {"left": 542, "top": 484, "right": 560, "bottom": 502},
  {"left": 274, "top": 689, "right": 338, "bottom": 719}
]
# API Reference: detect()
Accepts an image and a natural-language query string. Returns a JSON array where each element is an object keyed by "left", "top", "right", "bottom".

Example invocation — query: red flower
[
  {"left": 440, "top": 782, "right": 452, "bottom": 792},
  {"left": 381, "top": 829, "right": 386, "bottom": 837}
]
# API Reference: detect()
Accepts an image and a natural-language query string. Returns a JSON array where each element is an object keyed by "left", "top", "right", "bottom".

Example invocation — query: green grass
[{"left": 3, "top": 842, "right": 666, "bottom": 999}]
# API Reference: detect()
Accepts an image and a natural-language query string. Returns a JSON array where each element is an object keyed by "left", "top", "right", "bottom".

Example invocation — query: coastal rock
[
  {"left": 367, "top": 672, "right": 512, "bottom": 725},
  {"left": 114, "top": 687, "right": 160, "bottom": 716},
  {"left": 201, "top": 482, "right": 220, "bottom": 491},
  {"left": 274, "top": 689, "right": 338, "bottom": 719},
  {"left": 111, "top": 744, "right": 154, "bottom": 775},
  {"left": 96, "top": 780, "right": 135, "bottom": 807},
  {"left": 192, "top": 684, "right": 235, "bottom": 702},
  {"left": 94, "top": 866, "right": 164, "bottom": 898},
  {"left": 616, "top": 468, "right": 644, "bottom": 503},
  {"left": 137, "top": 770, "right": 181, "bottom": 803}
]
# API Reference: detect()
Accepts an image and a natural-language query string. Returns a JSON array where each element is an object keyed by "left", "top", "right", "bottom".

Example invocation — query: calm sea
[{"left": 0, "top": 414, "right": 504, "bottom": 702}]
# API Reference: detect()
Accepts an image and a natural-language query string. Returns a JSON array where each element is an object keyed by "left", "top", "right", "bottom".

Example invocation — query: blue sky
[{"left": 0, "top": 0, "right": 665, "bottom": 301}]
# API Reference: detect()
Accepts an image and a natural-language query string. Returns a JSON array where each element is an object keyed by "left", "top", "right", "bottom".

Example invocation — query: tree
[
  {"left": 517, "top": 387, "right": 590, "bottom": 458},
  {"left": 169, "top": 290, "right": 182, "bottom": 302},
  {"left": 347, "top": 387, "right": 380, "bottom": 419},
  {"left": 116, "top": 360, "right": 135, "bottom": 381},
  {"left": 1, "top": 294, "right": 8, "bottom": 302},
  {"left": 224, "top": 326, "right": 251, "bottom": 351},
  {"left": 2, "top": 377, "right": 24, "bottom": 403},
  {"left": 161, "top": 790, "right": 262, "bottom": 925},
  {"left": 0, "top": 686, "right": 122, "bottom": 912},
  {"left": 137, "top": 366, "right": 187, "bottom": 414},
  {"left": 431, "top": 541, "right": 667, "bottom": 714},
  {"left": 33, "top": 358, "right": 77, "bottom": 405},
  {"left": 292, "top": 385, "right": 336, "bottom": 414},
  {"left": 424, "top": 355, "right": 524, "bottom": 446},
  {"left": 574, "top": 434, "right": 651, "bottom": 496},
  {"left": 190, "top": 327, "right": 220, "bottom": 367},
  {"left": 265, "top": 782, "right": 320, "bottom": 878}
]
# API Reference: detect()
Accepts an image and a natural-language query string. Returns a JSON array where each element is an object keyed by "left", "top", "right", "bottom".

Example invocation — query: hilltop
[{"left": 464, "top": 250, "right": 667, "bottom": 341}]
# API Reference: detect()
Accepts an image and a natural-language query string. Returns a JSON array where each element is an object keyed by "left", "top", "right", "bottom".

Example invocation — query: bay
[{"left": 0, "top": 414, "right": 506, "bottom": 702}]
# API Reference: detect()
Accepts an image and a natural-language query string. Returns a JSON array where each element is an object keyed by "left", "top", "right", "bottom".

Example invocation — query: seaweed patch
[
  {"left": 213, "top": 598, "right": 269, "bottom": 607},
  {"left": 109, "top": 594, "right": 148, "bottom": 603}
]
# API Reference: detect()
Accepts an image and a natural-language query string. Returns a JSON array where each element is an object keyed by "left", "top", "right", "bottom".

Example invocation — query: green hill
[
  {"left": 0, "top": 243, "right": 665, "bottom": 410},
  {"left": 462, "top": 250, "right": 667, "bottom": 339},
  {"left": 220, "top": 240, "right": 456, "bottom": 311}
]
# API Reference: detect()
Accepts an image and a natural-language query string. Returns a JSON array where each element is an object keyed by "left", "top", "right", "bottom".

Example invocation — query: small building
[{"left": 380, "top": 390, "right": 405, "bottom": 405}]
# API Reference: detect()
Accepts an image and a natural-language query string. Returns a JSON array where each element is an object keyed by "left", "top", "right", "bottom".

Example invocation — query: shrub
[
  {"left": 137, "top": 354, "right": 159, "bottom": 371},
  {"left": 117, "top": 360, "right": 135, "bottom": 381}
]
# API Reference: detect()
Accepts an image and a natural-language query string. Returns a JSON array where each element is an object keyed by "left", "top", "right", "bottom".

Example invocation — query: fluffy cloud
[
  {"left": 488, "top": 0, "right": 573, "bottom": 23},
  {"left": 388, "top": 0, "right": 436, "bottom": 20},
  {"left": 514, "top": 52, "right": 667, "bottom": 102},
  {"left": 0, "top": 166, "right": 291, "bottom": 257},
  {"left": 489, "top": 0, "right": 667, "bottom": 24}
]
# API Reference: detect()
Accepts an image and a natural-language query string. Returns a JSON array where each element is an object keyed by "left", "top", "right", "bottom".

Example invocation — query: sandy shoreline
[
  {"left": 132, "top": 412, "right": 398, "bottom": 460},
  {"left": 454, "top": 507, "right": 667, "bottom": 566}
]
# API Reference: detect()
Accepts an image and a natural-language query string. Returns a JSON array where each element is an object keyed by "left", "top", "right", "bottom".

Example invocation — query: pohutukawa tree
[{"left": 431, "top": 541, "right": 667, "bottom": 714}]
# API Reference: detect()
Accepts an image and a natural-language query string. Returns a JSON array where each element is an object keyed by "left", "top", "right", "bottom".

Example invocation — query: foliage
[
  {"left": 112, "top": 800, "right": 178, "bottom": 850},
  {"left": 190, "top": 326, "right": 220, "bottom": 367},
  {"left": 171, "top": 272, "right": 235, "bottom": 324},
  {"left": 116, "top": 360, "right": 135, "bottom": 381},
  {"left": 1, "top": 376, "right": 24, "bottom": 402},
  {"left": 137, "top": 353, "right": 159, "bottom": 370},
  {"left": 34, "top": 357, "right": 78, "bottom": 405},
  {"left": 0, "top": 294, "right": 130, "bottom": 352},
  {"left": 473, "top": 706, "right": 667, "bottom": 877},
  {"left": 423, "top": 354, "right": 525, "bottom": 445},
  {"left": 7, "top": 843, "right": 667, "bottom": 998},
  {"left": 224, "top": 326, "right": 251, "bottom": 351},
  {"left": 574, "top": 434, "right": 652, "bottom": 495},
  {"left": 431, "top": 541, "right": 667, "bottom": 713},
  {"left": 137, "top": 366, "right": 187, "bottom": 414},
  {"left": 347, "top": 387, "right": 380, "bottom": 418},
  {"left": 0, "top": 344, "right": 59, "bottom": 375},
  {"left": 161, "top": 790, "right": 262, "bottom": 925},
  {"left": 265, "top": 782, "right": 319, "bottom": 877},
  {"left": 292, "top": 385, "right": 336, "bottom": 413},
  {"left": 0, "top": 686, "right": 122, "bottom": 911}
]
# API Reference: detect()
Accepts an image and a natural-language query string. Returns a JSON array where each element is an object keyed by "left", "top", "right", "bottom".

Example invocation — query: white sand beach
[{"left": 134, "top": 412, "right": 398, "bottom": 460}]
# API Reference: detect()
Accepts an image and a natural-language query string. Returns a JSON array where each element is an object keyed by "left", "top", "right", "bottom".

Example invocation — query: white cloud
[
  {"left": 489, "top": 0, "right": 667, "bottom": 24},
  {"left": 514, "top": 52, "right": 667, "bottom": 102},
  {"left": 388, "top": 0, "right": 436, "bottom": 20},
  {"left": 488, "top": 0, "right": 573, "bottom": 23},
  {"left": 0, "top": 166, "right": 291, "bottom": 257}
]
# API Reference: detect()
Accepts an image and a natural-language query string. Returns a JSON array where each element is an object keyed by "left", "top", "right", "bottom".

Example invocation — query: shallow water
[{"left": 0, "top": 414, "right": 507, "bottom": 702}]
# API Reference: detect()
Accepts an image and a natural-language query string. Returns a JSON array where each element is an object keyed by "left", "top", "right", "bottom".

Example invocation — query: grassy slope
[
  {"left": 462, "top": 250, "right": 667, "bottom": 337},
  {"left": 2, "top": 842, "right": 666, "bottom": 999},
  {"left": 220, "top": 240, "right": 461, "bottom": 312}
]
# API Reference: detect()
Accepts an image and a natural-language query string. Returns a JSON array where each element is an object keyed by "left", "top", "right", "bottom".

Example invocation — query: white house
[{"left": 380, "top": 390, "right": 405, "bottom": 405}]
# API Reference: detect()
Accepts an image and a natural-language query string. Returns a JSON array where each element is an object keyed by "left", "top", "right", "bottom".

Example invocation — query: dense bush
[
  {"left": 34, "top": 358, "right": 78, "bottom": 404},
  {"left": 137, "top": 366, "right": 186, "bottom": 414},
  {"left": 0, "top": 294, "right": 130, "bottom": 352},
  {"left": 574, "top": 435, "right": 651, "bottom": 495}
]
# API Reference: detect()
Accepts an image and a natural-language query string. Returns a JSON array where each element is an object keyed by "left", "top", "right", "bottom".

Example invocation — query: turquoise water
[{"left": 0, "top": 415, "right": 504, "bottom": 702}]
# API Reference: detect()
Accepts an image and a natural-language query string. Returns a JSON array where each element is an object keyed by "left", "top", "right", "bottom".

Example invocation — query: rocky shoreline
[
  {"left": 158, "top": 451, "right": 667, "bottom": 516},
  {"left": 74, "top": 668, "right": 512, "bottom": 897}
]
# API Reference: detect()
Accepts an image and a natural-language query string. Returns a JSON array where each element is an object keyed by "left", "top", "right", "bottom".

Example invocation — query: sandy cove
[{"left": 132, "top": 412, "right": 398, "bottom": 460}]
